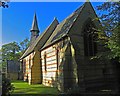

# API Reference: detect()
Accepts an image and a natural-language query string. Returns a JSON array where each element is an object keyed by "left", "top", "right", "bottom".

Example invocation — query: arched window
[{"left": 83, "top": 19, "right": 97, "bottom": 56}]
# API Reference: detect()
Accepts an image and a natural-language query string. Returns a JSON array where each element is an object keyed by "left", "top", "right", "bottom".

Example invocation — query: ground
[{"left": 11, "top": 80, "right": 60, "bottom": 95}]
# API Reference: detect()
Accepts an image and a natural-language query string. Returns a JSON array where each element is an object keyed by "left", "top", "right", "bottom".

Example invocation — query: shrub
[{"left": 2, "top": 76, "right": 14, "bottom": 96}]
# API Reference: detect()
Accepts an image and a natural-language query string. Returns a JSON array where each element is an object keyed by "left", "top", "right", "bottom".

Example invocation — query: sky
[{"left": 2, "top": 2, "right": 103, "bottom": 45}]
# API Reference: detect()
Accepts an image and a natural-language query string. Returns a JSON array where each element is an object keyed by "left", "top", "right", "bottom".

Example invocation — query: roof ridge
[
  {"left": 41, "top": 3, "right": 85, "bottom": 49},
  {"left": 20, "top": 18, "right": 59, "bottom": 59},
  {"left": 51, "top": 3, "right": 85, "bottom": 42}
]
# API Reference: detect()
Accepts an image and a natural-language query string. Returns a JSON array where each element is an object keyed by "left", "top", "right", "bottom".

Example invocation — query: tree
[
  {"left": 1, "top": 38, "right": 30, "bottom": 67},
  {"left": 97, "top": 2, "right": 120, "bottom": 62},
  {"left": 1, "top": 38, "right": 29, "bottom": 95},
  {"left": 2, "top": 42, "right": 20, "bottom": 61},
  {"left": 97, "top": 2, "right": 120, "bottom": 93},
  {"left": 1, "top": 42, "right": 20, "bottom": 68},
  {"left": 19, "top": 38, "right": 30, "bottom": 54},
  {"left": 2, "top": 77, "right": 14, "bottom": 96},
  {"left": 0, "top": 0, "right": 9, "bottom": 8}
]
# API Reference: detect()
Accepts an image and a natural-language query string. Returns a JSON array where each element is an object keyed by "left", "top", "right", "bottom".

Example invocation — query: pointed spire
[
  {"left": 30, "top": 13, "right": 40, "bottom": 44},
  {"left": 30, "top": 12, "right": 39, "bottom": 32}
]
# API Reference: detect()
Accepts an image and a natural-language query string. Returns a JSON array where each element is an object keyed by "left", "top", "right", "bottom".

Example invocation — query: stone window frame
[{"left": 83, "top": 18, "right": 98, "bottom": 56}]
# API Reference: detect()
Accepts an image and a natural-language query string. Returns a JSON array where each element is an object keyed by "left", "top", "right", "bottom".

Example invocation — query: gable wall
[
  {"left": 68, "top": 2, "right": 117, "bottom": 92},
  {"left": 68, "top": 2, "right": 103, "bottom": 91}
]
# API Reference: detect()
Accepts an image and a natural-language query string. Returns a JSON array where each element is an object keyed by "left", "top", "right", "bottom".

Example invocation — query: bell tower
[{"left": 30, "top": 13, "right": 40, "bottom": 44}]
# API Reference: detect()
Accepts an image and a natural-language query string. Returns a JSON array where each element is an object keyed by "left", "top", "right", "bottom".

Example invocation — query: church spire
[
  {"left": 31, "top": 12, "right": 39, "bottom": 32},
  {"left": 30, "top": 13, "right": 40, "bottom": 44}
]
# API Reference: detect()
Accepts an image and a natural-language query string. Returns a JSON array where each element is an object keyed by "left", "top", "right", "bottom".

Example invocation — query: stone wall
[{"left": 67, "top": 2, "right": 118, "bottom": 92}]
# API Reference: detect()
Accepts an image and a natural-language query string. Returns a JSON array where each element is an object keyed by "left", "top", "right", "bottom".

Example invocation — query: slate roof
[
  {"left": 20, "top": 2, "right": 86, "bottom": 59},
  {"left": 20, "top": 18, "right": 59, "bottom": 59},
  {"left": 41, "top": 3, "right": 85, "bottom": 49}
]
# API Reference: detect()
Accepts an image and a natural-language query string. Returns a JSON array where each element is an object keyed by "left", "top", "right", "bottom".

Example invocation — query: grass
[{"left": 11, "top": 80, "right": 60, "bottom": 95}]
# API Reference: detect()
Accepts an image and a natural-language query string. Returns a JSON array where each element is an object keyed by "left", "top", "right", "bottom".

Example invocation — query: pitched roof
[
  {"left": 41, "top": 3, "right": 85, "bottom": 49},
  {"left": 20, "top": 18, "right": 59, "bottom": 59}
]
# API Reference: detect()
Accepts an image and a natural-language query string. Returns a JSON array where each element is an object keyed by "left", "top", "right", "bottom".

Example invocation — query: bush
[{"left": 2, "top": 76, "right": 14, "bottom": 96}]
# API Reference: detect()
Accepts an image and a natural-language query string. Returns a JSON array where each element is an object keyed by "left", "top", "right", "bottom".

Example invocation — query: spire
[
  {"left": 30, "top": 13, "right": 40, "bottom": 44},
  {"left": 30, "top": 12, "right": 39, "bottom": 32}
]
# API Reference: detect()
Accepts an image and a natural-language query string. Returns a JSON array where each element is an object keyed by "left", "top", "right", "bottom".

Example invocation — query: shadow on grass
[{"left": 11, "top": 80, "right": 60, "bottom": 95}]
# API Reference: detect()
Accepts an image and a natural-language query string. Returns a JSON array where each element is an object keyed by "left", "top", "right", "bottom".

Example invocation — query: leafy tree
[
  {"left": 97, "top": 2, "right": 120, "bottom": 62},
  {"left": 97, "top": 2, "right": 120, "bottom": 93},
  {"left": 1, "top": 38, "right": 30, "bottom": 66},
  {"left": 19, "top": 38, "right": 30, "bottom": 54},
  {"left": 2, "top": 42, "right": 20, "bottom": 61},
  {"left": 1, "top": 42, "right": 20, "bottom": 68},
  {"left": 1, "top": 38, "right": 29, "bottom": 95},
  {"left": 0, "top": 0, "right": 9, "bottom": 8},
  {"left": 2, "top": 77, "right": 14, "bottom": 96},
  {"left": 97, "top": 2, "right": 119, "bottom": 31}
]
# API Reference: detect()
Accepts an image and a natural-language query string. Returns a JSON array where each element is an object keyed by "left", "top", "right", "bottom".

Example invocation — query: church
[{"left": 20, "top": 2, "right": 118, "bottom": 92}]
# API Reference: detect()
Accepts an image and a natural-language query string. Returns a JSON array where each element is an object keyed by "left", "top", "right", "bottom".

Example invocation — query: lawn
[{"left": 11, "top": 80, "right": 60, "bottom": 95}]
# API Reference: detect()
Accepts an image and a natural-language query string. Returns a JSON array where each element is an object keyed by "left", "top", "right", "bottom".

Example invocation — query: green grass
[{"left": 11, "top": 80, "right": 60, "bottom": 95}]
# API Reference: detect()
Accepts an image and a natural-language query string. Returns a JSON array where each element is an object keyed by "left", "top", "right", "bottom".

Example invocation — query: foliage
[
  {"left": 1, "top": 42, "right": 20, "bottom": 68},
  {"left": 19, "top": 38, "right": 30, "bottom": 54},
  {"left": 97, "top": 2, "right": 120, "bottom": 32},
  {"left": 1, "top": 38, "right": 29, "bottom": 95},
  {"left": 1, "top": 38, "right": 30, "bottom": 67},
  {"left": 0, "top": 0, "right": 9, "bottom": 8},
  {"left": 97, "top": 2, "right": 120, "bottom": 62},
  {"left": 107, "top": 23, "right": 120, "bottom": 61},
  {"left": 2, "top": 76, "right": 14, "bottom": 96},
  {"left": 2, "top": 42, "right": 20, "bottom": 61}
]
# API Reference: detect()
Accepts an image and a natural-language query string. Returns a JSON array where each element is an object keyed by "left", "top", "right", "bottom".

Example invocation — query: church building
[{"left": 20, "top": 2, "right": 118, "bottom": 92}]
